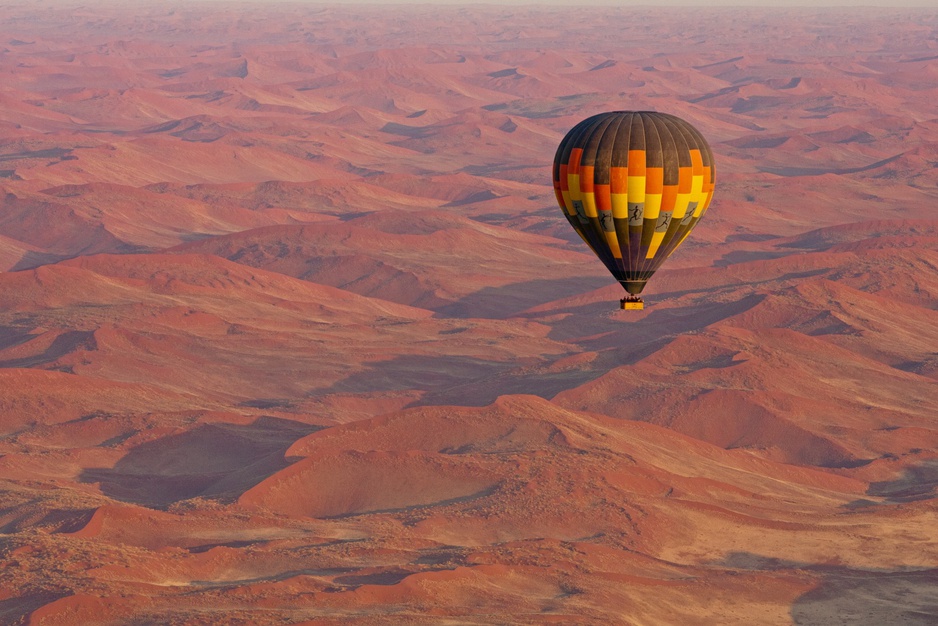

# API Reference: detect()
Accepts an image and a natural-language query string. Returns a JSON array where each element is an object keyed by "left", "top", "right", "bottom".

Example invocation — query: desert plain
[{"left": 1, "top": 3, "right": 937, "bottom": 624}]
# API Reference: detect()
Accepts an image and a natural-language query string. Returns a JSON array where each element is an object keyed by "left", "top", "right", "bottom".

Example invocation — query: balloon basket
[{"left": 620, "top": 296, "right": 644, "bottom": 310}]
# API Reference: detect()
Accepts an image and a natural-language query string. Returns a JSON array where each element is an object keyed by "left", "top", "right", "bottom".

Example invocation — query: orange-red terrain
[{"left": 1, "top": 4, "right": 937, "bottom": 625}]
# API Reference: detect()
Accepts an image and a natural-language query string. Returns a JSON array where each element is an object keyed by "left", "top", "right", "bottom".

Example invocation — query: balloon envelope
[{"left": 552, "top": 111, "right": 715, "bottom": 295}]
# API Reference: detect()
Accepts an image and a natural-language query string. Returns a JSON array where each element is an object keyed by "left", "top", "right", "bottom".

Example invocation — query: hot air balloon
[{"left": 552, "top": 111, "right": 715, "bottom": 310}]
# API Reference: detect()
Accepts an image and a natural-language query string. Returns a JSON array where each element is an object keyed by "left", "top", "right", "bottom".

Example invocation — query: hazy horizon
[
  {"left": 202, "top": 0, "right": 938, "bottom": 7},
  {"left": 229, "top": 1, "right": 931, "bottom": 6},
  {"left": 36, "top": 0, "right": 938, "bottom": 8}
]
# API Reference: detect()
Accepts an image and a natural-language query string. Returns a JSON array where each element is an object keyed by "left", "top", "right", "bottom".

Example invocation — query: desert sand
[{"left": 1, "top": 3, "right": 937, "bottom": 624}]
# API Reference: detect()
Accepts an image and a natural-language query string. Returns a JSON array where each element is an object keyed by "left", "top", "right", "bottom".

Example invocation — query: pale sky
[
  {"left": 280, "top": 0, "right": 937, "bottom": 6},
  {"left": 176, "top": 0, "right": 938, "bottom": 6}
]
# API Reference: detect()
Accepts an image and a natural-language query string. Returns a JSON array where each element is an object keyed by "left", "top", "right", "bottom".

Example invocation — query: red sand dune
[
  {"left": 1, "top": 4, "right": 937, "bottom": 625},
  {"left": 172, "top": 209, "right": 598, "bottom": 312}
]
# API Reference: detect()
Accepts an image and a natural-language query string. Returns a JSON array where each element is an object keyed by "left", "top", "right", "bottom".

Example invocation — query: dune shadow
[
  {"left": 322, "top": 350, "right": 613, "bottom": 408},
  {"left": 0, "top": 330, "right": 96, "bottom": 369},
  {"left": 411, "top": 365, "right": 604, "bottom": 408},
  {"left": 333, "top": 568, "right": 415, "bottom": 587},
  {"left": 433, "top": 276, "right": 611, "bottom": 319},
  {"left": 0, "top": 591, "right": 69, "bottom": 626},
  {"left": 9, "top": 250, "right": 72, "bottom": 272},
  {"left": 724, "top": 233, "right": 780, "bottom": 243},
  {"left": 9, "top": 244, "right": 145, "bottom": 272},
  {"left": 714, "top": 250, "right": 792, "bottom": 266},
  {"left": 544, "top": 293, "right": 766, "bottom": 354},
  {"left": 329, "top": 354, "right": 511, "bottom": 396},
  {"left": 714, "top": 552, "right": 938, "bottom": 625},
  {"left": 327, "top": 294, "right": 767, "bottom": 407},
  {"left": 79, "top": 416, "right": 320, "bottom": 509},
  {"left": 759, "top": 153, "right": 902, "bottom": 178},
  {"left": 791, "top": 568, "right": 938, "bottom": 626},
  {"left": 711, "top": 551, "right": 810, "bottom": 570},
  {"left": 866, "top": 460, "right": 938, "bottom": 503},
  {"left": 0, "top": 325, "right": 34, "bottom": 352}
]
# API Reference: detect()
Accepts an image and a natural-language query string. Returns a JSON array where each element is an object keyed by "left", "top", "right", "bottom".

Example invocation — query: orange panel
[
  {"left": 646, "top": 167, "right": 664, "bottom": 194},
  {"left": 627, "top": 149, "right": 646, "bottom": 176},
  {"left": 678, "top": 166, "right": 693, "bottom": 194},
  {"left": 661, "top": 185, "right": 679, "bottom": 213},
  {"left": 580, "top": 165, "right": 594, "bottom": 193},
  {"left": 690, "top": 149, "right": 703, "bottom": 173},
  {"left": 595, "top": 184, "right": 612, "bottom": 212},
  {"left": 569, "top": 148, "right": 583, "bottom": 173}
]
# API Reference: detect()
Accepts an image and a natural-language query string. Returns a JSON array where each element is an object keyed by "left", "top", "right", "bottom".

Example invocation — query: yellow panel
[
  {"left": 646, "top": 231, "right": 666, "bottom": 258},
  {"left": 695, "top": 191, "right": 712, "bottom": 217},
  {"left": 691, "top": 173, "right": 704, "bottom": 195},
  {"left": 643, "top": 193, "right": 662, "bottom": 220},
  {"left": 672, "top": 196, "right": 690, "bottom": 220},
  {"left": 621, "top": 301, "right": 644, "bottom": 310},
  {"left": 582, "top": 192, "right": 598, "bottom": 218},
  {"left": 568, "top": 173, "right": 582, "bottom": 200},
  {"left": 627, "top": 175, "right": 646, "bottom": 203},
  {"left": 610, "top": 192, "right": 629, "bottom": 219},
  {"left": 689, "top": 177, "right": 708, "bottom": 218},
  {"left": 685, "top": 175, "right": 705, "bottom": 215},
  {"left": 673, "top": 192, "right": 691, "bottom": 219}
]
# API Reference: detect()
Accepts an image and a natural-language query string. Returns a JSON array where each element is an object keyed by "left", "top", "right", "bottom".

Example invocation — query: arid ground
[{"left": 1, "top": 3, "right": 937, "bottom": 624}]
